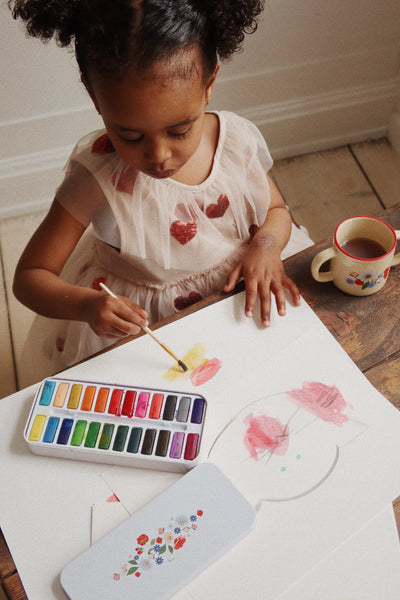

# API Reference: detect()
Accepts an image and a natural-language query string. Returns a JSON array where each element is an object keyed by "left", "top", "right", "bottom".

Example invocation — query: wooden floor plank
[
  {"left": 1, "top": 573, "right": 27, "bottom": 600},
  {"left": 0, "top": 585, "right": 9, "bottom": 600},
  {"left": 0, "top": 212, "right": 45, "bottom": 389},
  {"left": 271, "top": 146, "right": 383, "bottom": 242},
  {"left": 351, "top": 139, "right": 400, "bottom": 209},
  {"left": 0, "top": 531, "right": 15, "bottom": 580},
  {"left": 365, "top": 354, "right": 400, "bottom": 412}
]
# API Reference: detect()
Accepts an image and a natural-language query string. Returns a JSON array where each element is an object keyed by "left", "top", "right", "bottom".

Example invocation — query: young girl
[{"left": 10, "top": 0, "right": 313, "bottom": 384}]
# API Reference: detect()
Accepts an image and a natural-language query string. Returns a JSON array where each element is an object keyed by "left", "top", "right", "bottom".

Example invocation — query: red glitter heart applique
[
  {"left": 174, "top": 291, "right": 203, "bottom": 311},
  {"left": 92, "top": 277, "right": 107, "bottom": 291},
  {"left": 205, "top": 194, "right": 229, "bottom": 218},
  {"left": 92, "top": 134, "right": 115, "bottom": 154},
  {"left": 111, "top": 167, "right": 137, "bottom": 194},
  {"left": 170, "top": 220, "right": 197, "bottom": 245}
]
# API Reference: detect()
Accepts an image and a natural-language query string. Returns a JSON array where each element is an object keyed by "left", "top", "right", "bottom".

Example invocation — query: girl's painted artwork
[
  {"left": 208, "top": 382, "right": 366, "bottom": 501},
  {"left": 163, "top": 343, "right": 222, "bottom": 386}
]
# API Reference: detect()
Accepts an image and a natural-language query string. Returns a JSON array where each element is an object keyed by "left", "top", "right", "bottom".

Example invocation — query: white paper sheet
[
  {"left": 90, "top": 498, "right": 130, "bottom": 545},
  {"left": 277, "top": 505, "right": 400, "bottom": 600},
  {"left": 87, "top": 294, "right": 400, "bottom": 599},
  {"left": 1, "top": 294, "right": 399, "bottom": 600}
]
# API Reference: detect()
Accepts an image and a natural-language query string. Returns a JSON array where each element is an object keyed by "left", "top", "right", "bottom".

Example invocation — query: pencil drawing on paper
[
  {"left": 163, "top": 342, "right": 221, "bottom": 386},
  {"left": 208, "top": 382, "right": 367, "bottom": 502}
]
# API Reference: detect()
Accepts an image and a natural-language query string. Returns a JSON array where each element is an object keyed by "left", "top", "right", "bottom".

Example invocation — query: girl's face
[{"left": 87, "top": 49, "right": 218, "bottom": 180}]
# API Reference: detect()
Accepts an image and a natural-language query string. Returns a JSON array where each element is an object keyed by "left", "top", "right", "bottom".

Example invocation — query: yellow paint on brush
[{"left": 163, "top": 343, "right": 209, "bottom": 381}]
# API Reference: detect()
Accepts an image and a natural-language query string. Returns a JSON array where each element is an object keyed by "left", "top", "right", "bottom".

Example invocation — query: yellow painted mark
[{"left": 163, "top": 343, "right": 208, "bottom": 381}]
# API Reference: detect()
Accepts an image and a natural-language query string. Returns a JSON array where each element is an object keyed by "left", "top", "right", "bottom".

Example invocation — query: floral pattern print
[
  {"left": 113, "top": 509, "right": 204, "bottom": 581},
  {"left": 346, "top": 267, "right": 390, "bottom": 290}
]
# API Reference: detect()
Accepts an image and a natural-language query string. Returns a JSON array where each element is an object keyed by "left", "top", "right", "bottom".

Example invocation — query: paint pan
[{"left": 24, "top": 378, "right": 207, "bottom": 473}]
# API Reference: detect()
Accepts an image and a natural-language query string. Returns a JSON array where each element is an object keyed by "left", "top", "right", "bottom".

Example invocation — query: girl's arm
[
  {"left": 13, "top": 200, "right": 148, "bottom": 338},
  {"left": 224, "top": 175, "right": 300, "bottom": 327}
]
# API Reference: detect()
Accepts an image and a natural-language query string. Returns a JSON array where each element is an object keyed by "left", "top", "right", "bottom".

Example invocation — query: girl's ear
[
  {"left": 205, "top": 64, "right": 220, "bottom": 104},
  {"left": 81, "top": 77, "right": 101, "bottom": 114}
]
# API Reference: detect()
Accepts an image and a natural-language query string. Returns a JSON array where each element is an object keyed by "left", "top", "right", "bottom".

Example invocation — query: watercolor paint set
[
  {"left": 24, "top": 377, "right": 207, "bottom": 472},
  {"left": 61, "top": 463, "right": 256, "bottom": 599}
]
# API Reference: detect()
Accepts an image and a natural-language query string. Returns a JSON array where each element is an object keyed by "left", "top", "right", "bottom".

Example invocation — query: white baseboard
[
  {"left": 0, "top": 77, "right": 399, "bottom": 219},
  {"left": 243, "top": 77, "right": 399, "bottom": 159},
  {"left": 0, "top": 106, "right": 102, "bottom": 219}
]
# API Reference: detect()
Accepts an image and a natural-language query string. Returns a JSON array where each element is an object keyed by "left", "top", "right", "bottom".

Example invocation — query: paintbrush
[{"left": 99, "top": 282, "right": 188, "bottom": 372}]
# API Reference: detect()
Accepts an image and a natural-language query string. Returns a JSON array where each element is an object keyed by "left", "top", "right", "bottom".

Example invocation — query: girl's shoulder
[
  {"left": 216, "top": 110, "right": 273, "bottom": 172},
  {"left": 71, "top": 129, "right": 119, "bottom": 166},
  {"left": 67, "top": 130, "right": 137, "bottom": 197}
]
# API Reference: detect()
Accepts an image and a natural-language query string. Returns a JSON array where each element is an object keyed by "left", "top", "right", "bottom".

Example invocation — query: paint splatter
[
  {"left": 244, "top": 413, "right": 289, "bottom": 461},
  {"left": 287, "top": 382, "right": 349, "bottom": 426},
  {"left": 163, "top": 343, "right": 221, "bottom": 386}
]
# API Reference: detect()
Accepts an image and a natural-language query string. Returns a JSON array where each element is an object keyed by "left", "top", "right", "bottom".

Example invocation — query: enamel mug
[{"left": 311, "top": 216, "right": 400, "bottom": 296}]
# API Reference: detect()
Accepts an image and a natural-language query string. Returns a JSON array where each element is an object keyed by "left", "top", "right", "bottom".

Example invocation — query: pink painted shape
[
  {"left": 244, "top": 413, "right": 289, "bottom": 461},
  {"left": 287, "top": 381, "right": 349, "bottom": 426},
  {"left": 190, "top": 357, "right": 222, "bottom": 386}
]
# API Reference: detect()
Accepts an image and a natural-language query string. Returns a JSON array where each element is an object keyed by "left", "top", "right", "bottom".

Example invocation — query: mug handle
[
  {"left": 391, "top": 230, "right": 400, "bottom": 266},
  {"left": 311, "top": 247, "right": 335, "bottom": 282}
]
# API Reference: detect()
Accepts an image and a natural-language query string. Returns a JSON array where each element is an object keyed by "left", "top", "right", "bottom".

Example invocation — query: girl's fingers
[
  {"left": 224, "top": 263, "right": 242, "bottom": 292},
  {"left": 102, "top": 314, "right": 143, "bottom": 338},
  {"left": 117, "top": 297, "right": 148, "bottom": 322},
  {"left": 259, "top": 289, "right": 272, "bottom": 327},
  {"left": 90, "top": 295, "right": 148, "bottom": 337},
  {"left": 111, "top": 307, "right": 147, "bottom": 336},
  {"left": 271, "top": 284, "right": 287, "bottom": 318},
  {"left": 116, "top": 305, "right": 148, "bottom": 329},
  {"left": 285, "top": 278, "right": 301, "bottom": 306},
  {"left": 244, "top": 276, "right": 258, "bottom": 318}
]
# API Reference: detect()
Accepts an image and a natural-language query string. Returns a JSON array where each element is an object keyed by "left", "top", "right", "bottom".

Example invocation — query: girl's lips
[{"left": 147, "top": 169, "right": 176, "bottom": 179}]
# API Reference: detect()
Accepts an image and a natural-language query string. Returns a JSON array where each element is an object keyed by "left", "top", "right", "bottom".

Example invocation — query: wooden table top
[{"left": 2, "top": 204, "right": 399, "bottom": 599}]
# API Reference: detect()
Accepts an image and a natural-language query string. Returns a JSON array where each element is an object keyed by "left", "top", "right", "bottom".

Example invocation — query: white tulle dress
[{"left": 20, "top": 111, "right": 313, "bottom": 385}]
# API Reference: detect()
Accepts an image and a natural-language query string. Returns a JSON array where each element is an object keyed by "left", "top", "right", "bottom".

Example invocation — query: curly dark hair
[{"left": 9, "top": 0, "right": 265, "bottom": 82}]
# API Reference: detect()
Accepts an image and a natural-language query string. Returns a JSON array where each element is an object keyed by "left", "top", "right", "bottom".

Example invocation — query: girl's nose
[{"left": 144, "top": 138, "right": 172, "bottom": 165}]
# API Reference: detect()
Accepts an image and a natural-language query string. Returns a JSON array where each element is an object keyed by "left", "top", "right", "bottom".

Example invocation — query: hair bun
[
  {"left": 199, "top": 0, "right": 264, "bottom": 59},
  {"left": 9, "top": 0, "right": 80, "bottom": 46}
]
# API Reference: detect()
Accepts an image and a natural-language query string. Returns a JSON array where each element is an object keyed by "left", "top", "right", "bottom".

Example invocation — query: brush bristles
[{"left": 178, "top": 360, "right": 188, "bottom": 372}]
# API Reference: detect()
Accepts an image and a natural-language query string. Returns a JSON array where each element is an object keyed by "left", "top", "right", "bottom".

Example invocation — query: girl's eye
[
  {"left": 120, "top": 126, "right": 192, "bottom": 145},
  {"left": 168, "top": 127, "right": 192, "bottom": 139},
  {"left": 121, "top": 136, "right": 143, "bottom": 145}
]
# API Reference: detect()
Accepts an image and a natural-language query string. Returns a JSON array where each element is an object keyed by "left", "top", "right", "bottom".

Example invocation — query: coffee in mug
[{"left": 311, "top": 216, "right": 400, "bottom": 296}]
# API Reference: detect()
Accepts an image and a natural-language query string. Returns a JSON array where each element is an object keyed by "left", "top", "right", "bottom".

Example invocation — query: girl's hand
[
  {"left": 224, "top": 239, "right": 301, "bottom": 327},
  {"left": 81, "top": 292, "right": 149, "bottom": 339}
]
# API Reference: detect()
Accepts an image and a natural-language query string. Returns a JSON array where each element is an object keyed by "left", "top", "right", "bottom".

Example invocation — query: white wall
[{"left": 1, "top": 0, "right": 399, "bottom": 218}]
